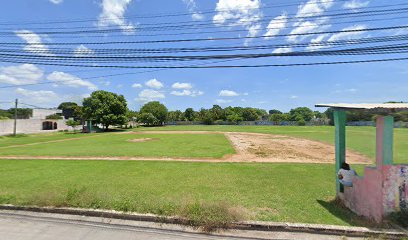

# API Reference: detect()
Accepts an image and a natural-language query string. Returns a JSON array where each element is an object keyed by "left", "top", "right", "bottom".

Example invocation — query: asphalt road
[{"left": 0, "top": 210, "right": 364, "bottom": 240}]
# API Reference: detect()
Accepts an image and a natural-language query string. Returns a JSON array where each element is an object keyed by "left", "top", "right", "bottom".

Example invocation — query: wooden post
[{"left": 334, "top": 110, "right": 346, "bottom": 194}]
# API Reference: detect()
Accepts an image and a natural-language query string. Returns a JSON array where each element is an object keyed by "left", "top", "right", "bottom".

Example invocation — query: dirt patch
[
  {"left": 223, "top": 132, "right": 371, "bottom": 164},
  {"left": 127, "top": 138, "right": 158, "bottom": 143}
]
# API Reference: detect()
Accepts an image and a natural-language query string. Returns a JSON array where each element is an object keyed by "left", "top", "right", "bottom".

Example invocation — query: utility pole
[{"left": 13, "top": 98, "right": 18, "bottom": 136}]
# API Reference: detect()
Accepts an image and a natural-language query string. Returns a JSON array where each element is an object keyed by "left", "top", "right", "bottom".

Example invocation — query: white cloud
[
  {"left": 145, "top": 79, "right": 164, "bottom": 89},
  {"left": 136, "top": 89, "right": 165, "bottom": 102},
  {"left": 182, "top": 0, "right": 204, "bottom": 20},
  {"left": 213, "top": 0, "right": 262, "bottom": 44},
  {"left": 295, "top": 0, "right": 334, "bottom": 18},
  {"left": 327, "top": 25, "right": 366, "bottom": 42},
  {"left": 172, "top": 82, "right": 192, "bottom": 89},
  {"left": 49, "top": 0, "right": 63, "bottom": 4},
  {"left": 272, "top": 47, "right": 293, "bottom": 54},
  {"left": 132, "top": 83, "right": 142, "bottom": 88},
  {"left": 171, "top": 90, "right": 204, "bottom": 97},
  {"left": 73, "top": 45, "right": 94, "bottom": 57},
  {"left": 306, "top": 34, "right": 329, "bottom": 51},
  {"left": 15, "top": 30, "right": 52, "bottom": 56},
  {"left": 47, "top": 71, "right": 98, "bottom": 90},
  {"left": 343, "top": 0, "right": 369, "bottom": 10},
  {"left": 347, "top": 88, "right": 358, "bottom": 92},
  {"left": 15, "top": 88, "right": 58, "bottom": 104},
  {"left": 0, "top": 64, "right": 44, "bottom": 85},
  {"left": 287, "top": 17, "right": 330, "bottom": 43},
  {"left": 219, "top": 90, "right": 239, "bottom": 97},
  {"left": 216, "top": 99, "right": 233, "bottom": 104},
  {"left": 290, "top": 95, "right": 299, "bottom": 99},
  {"left": 98, "top": 0, "right": 135, "bottom": 34},
  {"left": 264, "top": 13, "right": 287, "bottom": 39}
]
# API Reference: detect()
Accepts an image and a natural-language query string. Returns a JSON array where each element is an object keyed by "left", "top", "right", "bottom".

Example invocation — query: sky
[{"left": 0, "top": 0, "right": 407, "bottom": 112}]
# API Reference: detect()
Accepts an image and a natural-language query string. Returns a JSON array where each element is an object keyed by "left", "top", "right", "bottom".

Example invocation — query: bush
[
  {"left": 297, "top": 119, "right": 306, "bottom": 126},
  {"left": 46, "top": 114, "right": 63, "bottom": 120}
]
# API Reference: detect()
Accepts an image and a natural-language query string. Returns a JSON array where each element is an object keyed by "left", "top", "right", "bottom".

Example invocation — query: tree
[
  {"left": 66, "top": 119, "right": 81, "bottom": 131},
  {"left": 210, "top": 105, "right": 225, "bottom": 121},
  {"left": 140, "top": 101, "right": 168, "bottom": 125},
  {"left": 269, "top": 109, "right": 282, "bottom": 115},
  {"left": 242, "top": 108, "right": 259, "bottom": 121},
  {"left": 184, "top": 108, "right": 195, "bottom": 121},
  {"left": 83, "top": 90, "right": 128, "bottom": 130},
  {"left": 269, "top": 113, "right": 289, "bottom": 124},
  {"left": 58, "top": 102, "right": 78, "bottom": 119},
  {"left": 138, "top": 112, "right": 158, "bottom": 126},
  {"left": 289, "top": 107, "right": 314, "bottom": 121},
  {"left": 167, "top": 110, "right": 184, "bottom": 122}
]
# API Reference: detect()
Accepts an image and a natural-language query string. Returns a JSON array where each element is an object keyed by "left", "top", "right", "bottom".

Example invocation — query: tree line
[{"left": 2, "top": 90, "right": 407, "bottom": 130}]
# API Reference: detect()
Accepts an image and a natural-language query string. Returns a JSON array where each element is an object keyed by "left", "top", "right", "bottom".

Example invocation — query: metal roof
[{"left": 315, "top": 103, "right": 408, "bottom": 111}]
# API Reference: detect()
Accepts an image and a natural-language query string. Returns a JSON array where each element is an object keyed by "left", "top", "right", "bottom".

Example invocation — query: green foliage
[
  {"left": 184, "top": 108, "right": 195, "bottom": 121},
  {"left": 139, "top": 101, "right": 168, "bottom": 125},
  {"left": 289, "top": 107, "right": 314, "bottom": 121},
  {"left": 138, "top": 112, "right": 159, "bottom": 126},
  {"left": 45, "top": 114, "right": 63, "bottom": 120},
  {"left": 58, "top": 102, "right": 79, "bottom": 119},
  {"left": 167, "top": 110, "right": 184, "bottom": 121},
  {"left": 0, "top": 108, "right": 32, "bottom": 119},
  {"left": 66, "top": 119, "right": 81, "bottom": 129},
  {"left": 242, "top": 108, "right": 259, "bottom": 121},
  {"left": 388, "top": 209, "right": 408, "bottom": 227},
  {"left": 83, "top": 90, "right": 128, "bottom": 130},
  {"left": 269, "top": 113, "right": 289, "bottom": 123},
  {"left": 269, "top": 109, "right": 282, "bottom": 115}
]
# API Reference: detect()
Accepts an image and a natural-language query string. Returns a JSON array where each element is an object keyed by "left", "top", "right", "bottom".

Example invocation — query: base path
[{"left": 0, "top": 131, "right": 372, "bottom": 164}]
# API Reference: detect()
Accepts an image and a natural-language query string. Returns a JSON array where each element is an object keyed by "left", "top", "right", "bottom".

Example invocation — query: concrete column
[
  {"left": 334, "top": 110, "right": 346, "bottom": 194},
  {"left": 376, "top": 116, "right": 394, "bottom": 167}
]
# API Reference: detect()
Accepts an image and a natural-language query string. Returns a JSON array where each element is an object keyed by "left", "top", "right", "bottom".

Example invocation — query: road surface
[{"left": 0, "top": 210, "right": 364, "bottom": 240}]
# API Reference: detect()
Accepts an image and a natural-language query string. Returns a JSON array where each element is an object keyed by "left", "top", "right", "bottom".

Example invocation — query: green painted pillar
[
  {"left": 334, "top": 110, "right": 346, "bottom": 194},
  {"left": 376, "top": 116, "right": 394, "bottom": 167}
]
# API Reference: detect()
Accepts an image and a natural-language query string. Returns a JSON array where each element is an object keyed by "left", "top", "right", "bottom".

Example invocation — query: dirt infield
[{"left": 0, "top": 131, "right": 372, "bottom": 164}]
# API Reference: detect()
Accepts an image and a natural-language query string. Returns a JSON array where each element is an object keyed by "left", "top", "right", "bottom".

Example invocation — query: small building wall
[
  {"left": 31, "top": 109, "right": 62, "bottom": 120},
  {"left": 342, "top": 165, "right": 408, "bottom": 222},
  {"left": 0, "top": 119, "right": 69, "bottom": 135}
]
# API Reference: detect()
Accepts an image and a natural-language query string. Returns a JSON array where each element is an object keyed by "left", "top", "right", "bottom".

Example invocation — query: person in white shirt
[{"left": 338, "top": 162, "right": 357, "bottom": 187}]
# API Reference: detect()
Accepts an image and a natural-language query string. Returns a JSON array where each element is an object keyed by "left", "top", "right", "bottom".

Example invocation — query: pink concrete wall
[{"left": 342, "top": 165, "right": 408, "bottom": 222}]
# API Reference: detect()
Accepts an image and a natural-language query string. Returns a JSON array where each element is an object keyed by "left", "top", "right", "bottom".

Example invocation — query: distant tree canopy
[
  {"left": 58, "top": 102, "right": 80, "bottom": 120},
  {"left": 0, "top": 108, "right": 32, "bottom": 119},
  {"left": 139, "top": 101, "right": 168, "bottom": 126},
  {"left": 83, "top": 90, "right": 128, "bottom": 130}
]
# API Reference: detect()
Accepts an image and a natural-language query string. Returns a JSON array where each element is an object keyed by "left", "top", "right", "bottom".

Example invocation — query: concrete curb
[{"left": 0, "top": 204, "right": 406, "bottom": 239}]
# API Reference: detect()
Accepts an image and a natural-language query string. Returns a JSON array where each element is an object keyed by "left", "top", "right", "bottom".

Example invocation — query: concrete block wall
[
  {"left": 0, "top": 119, "right": 69, "bottom": 135},
  {"left": 342, "top": 165, "right": 408, "bottom": 222}
]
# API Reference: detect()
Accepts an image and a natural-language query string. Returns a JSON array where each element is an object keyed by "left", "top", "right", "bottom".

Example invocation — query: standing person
[{"left": 338, "top": 162, "right": 357, "bottom": 187}]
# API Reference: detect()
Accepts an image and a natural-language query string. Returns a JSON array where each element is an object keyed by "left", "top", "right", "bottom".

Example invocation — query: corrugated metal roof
[{"left": 315, "top": 103, "right": 408, "bottom": 110}]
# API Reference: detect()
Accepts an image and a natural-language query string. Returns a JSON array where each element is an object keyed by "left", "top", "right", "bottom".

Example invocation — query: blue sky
[{"left": 0, "top": 0, "right": 407, "bottom": 112}]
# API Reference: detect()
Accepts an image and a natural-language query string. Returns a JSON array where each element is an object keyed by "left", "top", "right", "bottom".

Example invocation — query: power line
[
  {"left": 3, "top": 34, "right": 408, "bottom": 55},
  {"left": 4, "top": 6, "right": 408, "bottom": 36},
  {"left": 3, "top": 24, "right": 408, "bottom": 46}
]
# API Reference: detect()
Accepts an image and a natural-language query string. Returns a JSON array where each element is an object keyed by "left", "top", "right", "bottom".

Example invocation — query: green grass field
[
  {"left": 0, "top": 125, "right": 407, "bottom": 227},
  {"left": 135, "top": 125, "right": 408, "bottom": 164},
  {"left": 0, "top": 160, "right": 367, "bottom": 226},
  {"left": 0, "top": 132, "right": 234, "bottom": 158}
]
